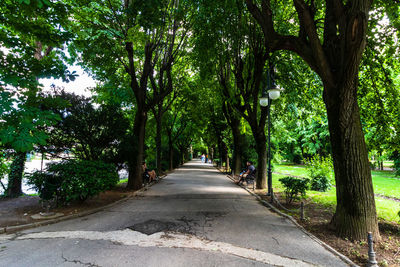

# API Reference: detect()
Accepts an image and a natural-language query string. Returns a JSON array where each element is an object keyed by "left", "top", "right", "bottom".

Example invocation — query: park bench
[{"left": 242, "top": 168, "right": 256, "bottom": 190}]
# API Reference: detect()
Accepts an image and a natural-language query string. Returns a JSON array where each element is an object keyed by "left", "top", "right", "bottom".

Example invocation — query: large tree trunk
[
  {"left": 231, "top": 118, "right": 243, "bottom": 176},
  {"left": 6, "top": 152, "right": 26, "bottom": 198},
  {"left": 254, "top": 132, "right": 267, "bottom": 189},
  {"left": 155, "top": 109, "right": 162, "bottom": 175},
  {"left": 180, "top": 147, "right": 185, "bottom": 165},
  {"left": 168, "top": 137, "right": 174, "bottom": 171},
  {"left": 127, "top": 109, "right": 147, "bottom": 190},
  {"left": 325, "top": 80, "right": 379, "bottom": 240}
]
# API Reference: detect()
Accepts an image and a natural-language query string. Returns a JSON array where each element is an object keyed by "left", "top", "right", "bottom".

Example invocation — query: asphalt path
[{"left": 0, "top": 160, "right": 349, "bottom": 267}]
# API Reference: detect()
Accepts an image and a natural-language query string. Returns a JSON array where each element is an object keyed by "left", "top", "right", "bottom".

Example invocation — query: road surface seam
[{"left": 2, "top": 229, "right": 319, "bottom": 267}]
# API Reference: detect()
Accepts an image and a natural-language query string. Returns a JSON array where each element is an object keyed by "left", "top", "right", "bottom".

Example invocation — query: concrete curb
[
  {"left": 220, "top": 170, "right": 358, "bottom": 267},
  {"left": 0, "top": 175, "right": 167, "bottom": 235}
]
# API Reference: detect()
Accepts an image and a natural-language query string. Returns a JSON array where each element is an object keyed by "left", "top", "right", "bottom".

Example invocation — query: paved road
[{"left": 0, "top": 160, "right": 349, "bottom": 267}]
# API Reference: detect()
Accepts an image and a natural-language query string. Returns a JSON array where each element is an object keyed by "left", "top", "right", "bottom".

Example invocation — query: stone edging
[
  {"left": 221, "top": 170, "right": 358, "bottom": 267},
  {"left": 0, "top": 175, "right": 167, "bottom": 235}
]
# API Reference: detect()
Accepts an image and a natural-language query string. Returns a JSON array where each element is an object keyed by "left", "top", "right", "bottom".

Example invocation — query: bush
[
  {"left": 27, "top": 160, "right": 119, "bottom": 205},
  {"left": 310, "top": 175, "right": 331, "bottom": 192},
  {"left": 305, "top": 155, "right": 333, "bottom": 192},
  {"left": 279, "top": 176, "right": 309, "bottom": 203}
]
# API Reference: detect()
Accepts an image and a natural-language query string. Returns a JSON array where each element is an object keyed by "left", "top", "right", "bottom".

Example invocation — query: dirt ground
[
  {"left": 256, "top": 190, "right": 400, "bottom": 267},
  {"left": 0, "top": 184, "right": 133, "bottom": 228}
]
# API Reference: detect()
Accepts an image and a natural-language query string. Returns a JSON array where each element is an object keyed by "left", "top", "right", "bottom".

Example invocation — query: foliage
[
  {"left": 279, "top": 176, "right": 309, "bottom": 204},
  {"left": 40, "top": 90, "right": 130, "bottom": 168},
  {"left": 0, "top": 0, "right": 75, "bottom": 197},
  {"left": 0, "top": 152, "right": 10, "bottom": 192},
  {"left": 0, "top": 90, "right": 61, "bottom": 152},
  {"left": 27, "top": 160, "right": 119, "bottom": 205},
  {"left": 305, "top": 156, "right": 333, "bottom": 192}
]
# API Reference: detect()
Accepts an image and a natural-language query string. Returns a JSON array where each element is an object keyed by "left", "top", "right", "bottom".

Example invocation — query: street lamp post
[{"left": 259, "top": 63, "right": 282, "bottom": 196}]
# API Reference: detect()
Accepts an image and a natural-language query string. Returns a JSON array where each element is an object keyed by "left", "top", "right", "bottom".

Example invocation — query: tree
[
  {"left": 68, "top": 0, "right": 191, "bottom": 190},
  {"left": 164, "top": 97, "right": 190, "bottom": 170},
  {"left": 150, "top": 63, "right": 189, "bottom": 174},
  {"left": 40, "top": 90, "right": 130, "bottom": 168},
  {"left": 0, "top": 0, "right": 73, "bottom": 197},
  {"left": 244, "top": 0, "right": 395, "bottom": 239},
  {"left": 193, "top": 1, "right": 270, "bottom": 188}
]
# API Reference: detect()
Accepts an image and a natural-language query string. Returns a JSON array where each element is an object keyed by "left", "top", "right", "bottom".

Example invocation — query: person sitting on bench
[
  {"left": 142, "top": 161, "right": 157, "bottom": 183},
  {"left": 236, "top": 161, "right": 256, "bottom": 185}
]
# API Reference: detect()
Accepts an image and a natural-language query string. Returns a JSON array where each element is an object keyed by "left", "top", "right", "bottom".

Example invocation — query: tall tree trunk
[
  {"left": 155, "top": 109, "right": 162, "bottom": 175},
  {"left": 254, "top": 132, "right": 267, "bottom": 189},
  {"left": 231, "top": 118, "right": 243, "bottom": 176},
  {"left": 168, "top": 137, "right": 174, "bottom": 171},
  {"left": 127, "top": 109, "right": 147, "bottom": 190},
  {"left": 325, "top": 81, "right": 379, "bottom": 240},
  {"left": 180, "top": 147, "right": 185, "bottom": 165},
  {"left": 6, "top": 152, "right": 26, "bottom": 198}
]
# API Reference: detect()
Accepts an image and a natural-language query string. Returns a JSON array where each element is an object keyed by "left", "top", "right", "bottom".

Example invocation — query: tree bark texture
[
  {"left": 253, "top": 131, "right": 267, "bottom": 189},
  {"left": 325, "top": 81, "right": 379, "bottom": 240},
  {"left": 168, "top": 137, "right": 174, "bottom": 171},
  {"left": 6, "top": 152, "right": 26, "bottom": 198},
  {"left": 127, "top": 109, "right": 147, "bottom": 190},
  {"left": 232, "top": 128, "right": 243, "bottom": 176},
  {"left": 222, "top": 102, "right": 244, "bottom": 176},
  {"left": 155, "top": 107, "right": 163, "bottom": 175}
]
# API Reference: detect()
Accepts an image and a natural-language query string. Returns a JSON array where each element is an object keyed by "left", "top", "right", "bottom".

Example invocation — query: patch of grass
[
  {"left": 274, "top": 164, "right": 400, "bottom": 199},
  {"left": 375, "top": 198, "right": 400, "bottom": 223},
  {"left": 371, "top": 170, "right": 400, "bottom": 199},
  {"left": 271, "top": 173, "right": 400, "bottom": 223},
  {"left": 308, "top": 188, "right": 337, "bottom": 208},
  {"left": 118, "top": 178, "right": 128, "bottom": 185},
  {"left": 274, "top": 164, "right": 308, "bottom": 177}
]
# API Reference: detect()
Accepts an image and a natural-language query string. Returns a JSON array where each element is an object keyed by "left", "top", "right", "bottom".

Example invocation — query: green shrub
[
  {"left": 27, "top": 160, "right": 119, "bottom": 205},
  {"left": 279, "top": 176, "right": 309, "bottom": 203},
  {"left": 310, "top": 175, "right": 331, "bottom": 192},
  {"left": 305, "top": 155, "right": 333, "bottom": 192}
]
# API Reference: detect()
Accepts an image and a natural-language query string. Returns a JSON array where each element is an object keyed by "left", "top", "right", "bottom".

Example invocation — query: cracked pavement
[{"left": 0, "top": 160, "right": 350, "bottom": 267}]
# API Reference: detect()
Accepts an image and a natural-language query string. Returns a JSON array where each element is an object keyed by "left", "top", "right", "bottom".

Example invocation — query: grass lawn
[
  {"left": 118, "top": 178, "right": 128, "bottom": 185},
  {"left": 274, "top": 164, "right": 400, "bottom": 199},
  {"left": 272, "top": 173, "right": 400, "bottom": 223}
]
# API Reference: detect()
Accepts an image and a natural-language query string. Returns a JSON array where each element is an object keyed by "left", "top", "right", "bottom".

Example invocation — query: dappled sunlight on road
[{"left": 196, "top": 185, "right": 244, "bottom": 194}]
